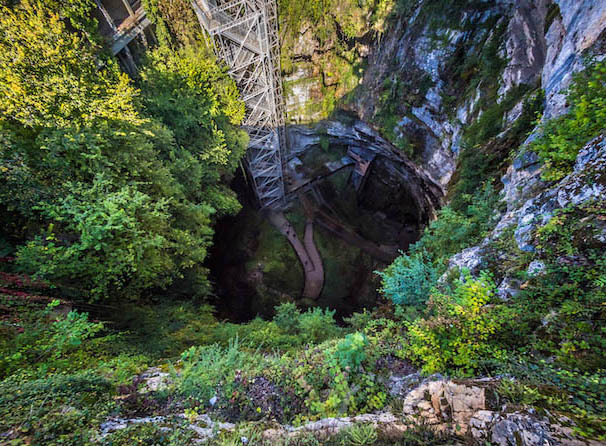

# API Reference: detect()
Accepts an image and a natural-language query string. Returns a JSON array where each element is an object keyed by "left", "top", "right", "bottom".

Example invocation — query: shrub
[
  {"left": 377, "top": 251, "right": 437, "bottom": 307},
  {"left": 273, "top": 302, "right": 301, "bottom": 334},
  {"left": 343, "top": 309, "right": 373, "bottom": 331},
  {"left": 334, "top": 332, "right": 368, "bottom": 371},
  {"left": 412, "top": 182, "right": 498, "bottom": 269},
  {"left": 299, "top": 307, "right": 341, "bottom": 344},
  {"left": 405, "top": 271, "right": 503, "bottom": 375},
  {"left": 176, "top": 338, "right": 262, "bottom": 405},
  {"left": 531, "top": 59, "right": 606, "bottom": 181},
  {"left": 0, "top": 300, "right": 104, "bottom": 378}
]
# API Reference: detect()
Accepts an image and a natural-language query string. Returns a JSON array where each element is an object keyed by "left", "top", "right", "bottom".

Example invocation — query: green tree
[
  {"left": 377, "top": 251, "right": 437, "bottom": 307},
  {"left": 0, "top": 1, "right": 246, "bottom": 300}
]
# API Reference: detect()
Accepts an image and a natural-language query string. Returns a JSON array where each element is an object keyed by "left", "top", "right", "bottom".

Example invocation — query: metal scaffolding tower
[{"left": 192, "top": 0, "right": 286, "bottom": 208}]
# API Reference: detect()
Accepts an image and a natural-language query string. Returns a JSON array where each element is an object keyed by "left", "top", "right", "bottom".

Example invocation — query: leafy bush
[
  {"left": 176, "top": 338, "right": 261, "bottom": 405},
  {"left": 0, "top": 300, "right": 104, "bottom": 378},
  {"left": 334, "top": 332, "right": 368, "bottom": 371},
  {"left": 273, "top": 302, "right": 301, "bottom": 334},
  {"left": 412, "top": 182, "right": 499, "bottom": 269},
  {"left": 531, "top": 59, "right": 606, "bottom": 180},
  {"left": 405, "top": 271, "right": 503, "bottom": 375},
  {"left": 0, "top": 2, "right": 246, "bottom": 301},
  {"left": 377, "top": 251, "right": 437, "bottom": 307},
  {"left": 16, "top": 182, "right": 174, "bottom": 299},
  {"left": 343, "top": 309, "right": 373, "bottom": 331},
  {"left": 299, "top": 307, "right": 341, "bottom": 344}
]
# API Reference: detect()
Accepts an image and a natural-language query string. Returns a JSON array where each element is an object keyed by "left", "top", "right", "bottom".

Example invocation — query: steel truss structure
[{"left": 192, "top": 0, "right": 286, "bottom": 208}]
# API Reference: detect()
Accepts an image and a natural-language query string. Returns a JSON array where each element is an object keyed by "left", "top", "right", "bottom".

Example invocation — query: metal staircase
[{"left": 191, "top": 0, "right": 286, "bottom": 208}]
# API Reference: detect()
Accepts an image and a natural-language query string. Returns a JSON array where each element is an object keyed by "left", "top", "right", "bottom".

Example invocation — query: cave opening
[{"left": 207, "top": 121, "right": 443, "bottom": 323}]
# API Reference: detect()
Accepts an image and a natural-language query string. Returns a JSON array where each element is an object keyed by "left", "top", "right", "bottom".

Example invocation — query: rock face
[
  {"left": 470, "top": 410, "right": 556, "bottom": 446},
  {"left": 398, "top": 378, "right": 605, "bottom": 446},
  {"left": 337, "top": 0, "right": 606, "bottom": 189},
  {"left": 401, "top": 378, "right": 496, "bottom": 435},
  {"left": 262, "top": 412, "right": 409, "bottom": 442},
  {"left": 285, "top": 119, "right": 444, "bottom": 230},
  {"left": 498, "top": 0, "right": 549, "bottom": 99},
  {"left": 453, "top": 132, "right": 606, "bottom": 290},
  {"left": 543, "top": 0, "right": 606, "bottom": 119}
]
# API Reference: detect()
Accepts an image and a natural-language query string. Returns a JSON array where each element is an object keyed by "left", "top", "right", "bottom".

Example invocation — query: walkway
[{"left": 267, "top": 211, "right": 324, "bottom": 300}]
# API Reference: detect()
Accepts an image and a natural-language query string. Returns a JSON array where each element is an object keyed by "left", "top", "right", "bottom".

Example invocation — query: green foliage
[
  {"left": 513, "top": 202, "right": 606, "bottom": 369},
  {"left": 299, "top": 307, "right": 340, "bottom": 344},
  {"left": 493, "top": 360, "right": 606, "bottom": 440},
  {"left": 278, "top": 0, "right": 379, "bottom": 120},
  {"left": 413, "top": 183, "right": 499, "bottom": 269},
  {"left": 334, "top": 332, "right": 368, "bottom": 371},
  {"left": 16, "top": 182, "right": 174, "bottom": 299},
  {"left": 108, "top": 301, "right": 219, "bottom": 358},
  {"left": 406, "top": 271, "right": 503, "bottom": 375},
  {"left": 377, "top": 251, "right": 437, "bottom": 307},
  {"left": 278, "top": 432, "right": 321, "bottom": 446},
  {"left": 211, "top": 304, "right": 343, "bottom": 351},
  {"left": 176, "top": 338, "right": 260, "bottom": 405},
  {"left": 140, "top": 46, "right": 246, "bottom": 133},
  {"left": 102, "top": 422, "right": 196, "bottom": 446},
  {"left": 375, "top": 72, "right": 434, "bottom": 158},
  {"left": 0, "top": 2, "right": 246, "bottom": 301},
  {"left": 0, "top": 372, "right": 114, "bottom": 446},
  {"left": 141, "top": 0, "right": 202, "bottom": 48},
  {"left": 343, "top": 309, "right": 374, "bottom": 332},
  {"left": 449, "top": 87, "right": 543, "bottom": 213},
  {"left": 305, "top": 347, "right": 386, "bottom": 418},
  {"left": 273, "top": 302, "right": 301, "bottom": 335},
  {"left": 530, "top": 59, "right": 606, "bottom": 180},
  {"left": 0, "top": 300, "right": 103, "bottom": 378},
  {"left": 341, "top": 424, "right": 378, "bottom": 446}
]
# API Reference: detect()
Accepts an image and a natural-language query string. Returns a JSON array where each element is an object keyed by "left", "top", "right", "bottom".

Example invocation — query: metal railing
[{"left": 192, "top": 0, "right": 286, "bottom": 208}]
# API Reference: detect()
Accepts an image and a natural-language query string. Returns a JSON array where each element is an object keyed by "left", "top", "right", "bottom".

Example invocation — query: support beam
[
  {"left": 192, "top": 0, "right": 286, "bottom": 209},
  {"left": 95, "top": 1, "right": 151, "bottom": 56}
]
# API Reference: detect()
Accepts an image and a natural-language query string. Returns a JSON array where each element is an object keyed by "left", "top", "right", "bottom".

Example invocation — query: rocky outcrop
[
  {"left": 507, "top": 134, "right": 606, "bottom": 253},
  {"left": 445, "top": 132, "right": 606, "bottom": 293},
  {"left": 543, "top": 0, "right": 606, "bottom": 119},
  {"left": 498, "top": 0, "right": 549, "bottom": 98},
  {"left": 470, "top": 410, "right": 556, "bottom": 446},
  {"left": 397, "top": 378, "right": 605, "bottom": 446},
  {"left": 100, "top": 375, "right": 605, "bottom": 445},
  {"left": 401, "top": 378, "right": 497, "bottom": 435},
  {"left": 262, "top": 412, "right": 409, "bottom": 442}
]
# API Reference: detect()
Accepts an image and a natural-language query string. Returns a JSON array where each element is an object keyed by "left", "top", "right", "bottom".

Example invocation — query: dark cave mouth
[{"left": 207, "top": 128, "right": 443, "bottom": 323}]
